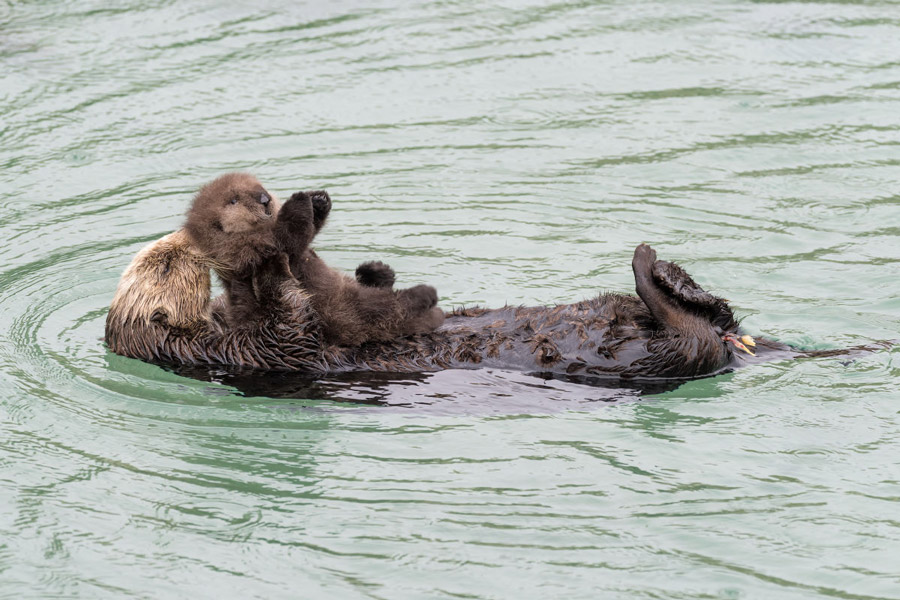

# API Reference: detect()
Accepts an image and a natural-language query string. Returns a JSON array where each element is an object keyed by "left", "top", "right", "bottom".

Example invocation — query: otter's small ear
[
  {"left": 213, "top": 221, "right": 224, "bottom": 232},
  {"left": 150, "top": 309, "right": 168, "bottom": 325}
]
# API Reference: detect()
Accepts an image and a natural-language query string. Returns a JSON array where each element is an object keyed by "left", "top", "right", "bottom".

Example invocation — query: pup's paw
[
  {"left": 356, "top": 261, "right": 396, "bottom": 288},
  {"left": 280, "top": 192, "right": 314, "bottom": 225},
  {"left": 306, "top": 190, "right": 331, "bottom": 230},
  {"left": 402, "top": 284, "right": 438, "bottom": 312},
  {"left": 254, "top": 251, "right": 294, "bottom": 282}
]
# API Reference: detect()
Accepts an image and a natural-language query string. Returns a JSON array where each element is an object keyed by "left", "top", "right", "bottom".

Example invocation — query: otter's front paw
[
  {"left": 632, "top": 243, "right": 658, "bottom": 278},
  {"left": 633, "top": 243, "right": 657, "bottom": 267},
  {"left": 356, "top": 261, "right": 396, "bottom": 288},
  {"left": 257, "top": 241, "right": 280, "bottom": 259},
  {"left": 400, "top": 284, "right": 439, "bottom": 313},
  {"left": 253, "top": 252, "right": 294, "bottom": 293},
  {"left": 305, "top": 190, "right": 331, "bottom": 231},
  {"left": 281, "top": 192, "right": 314, "bottom": 224}
]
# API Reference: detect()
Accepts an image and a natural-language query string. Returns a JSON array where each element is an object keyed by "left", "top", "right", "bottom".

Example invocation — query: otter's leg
[
  {"left": 223, "top": 278, "right": 261, "bottom": 328},
  {"left": 252, "top": 253, "right": 297, "bottom": 305},
  {"left": 302, "top": 190, "right": 399, "bottom": 291},
  {"left": 275, "top": 192, "right": 316, "bottom": 278},
  {"left": 355, "top": 283, "right": 442, "bottom": 339},
  {"left": 404, "top": 305, "right": 446, "bottom": 333},
  {"left": 396, "top": 284, "right": 438, "bottom": 315},
  {"left": 632, "top": 244, "right": 684, "bottom": 331},
  {"left": 631, "top": 244, "right": 733, "bottom": 376},
  {"left": 393, "top": 284, "right": 444, "bottom": 334},
  {"left": 222, "top": 252, "right": 299, "bottom": 330},
  {"left": 356, "top": 261, "right": 396, "bottom": 288}
]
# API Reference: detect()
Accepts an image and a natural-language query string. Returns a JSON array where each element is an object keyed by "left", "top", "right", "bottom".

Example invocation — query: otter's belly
[{"left": 437, "top": 304, "right": 658, "bottom": 376}]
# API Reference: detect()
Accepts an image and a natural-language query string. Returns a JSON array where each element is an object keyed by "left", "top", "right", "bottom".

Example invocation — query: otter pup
[{"left": 184, "top": 172, "right": 444, "bottom": 346}]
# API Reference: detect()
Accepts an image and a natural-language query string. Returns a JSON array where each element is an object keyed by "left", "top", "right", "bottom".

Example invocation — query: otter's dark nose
[{"left": 259, "top": 192, "right": 271, "bottom": 205}]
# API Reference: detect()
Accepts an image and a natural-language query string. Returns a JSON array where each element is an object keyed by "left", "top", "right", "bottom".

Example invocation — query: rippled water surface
[{"left": 2, "top": 1, "right": 900, "bottom": 597}]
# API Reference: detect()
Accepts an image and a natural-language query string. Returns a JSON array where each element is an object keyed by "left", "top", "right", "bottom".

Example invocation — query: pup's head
[
  {"left": 184, "top": 172, "right": 281, "bottom": 273},
  {"left": 187, "top": 172, "right": 278, "bottom": 233}
]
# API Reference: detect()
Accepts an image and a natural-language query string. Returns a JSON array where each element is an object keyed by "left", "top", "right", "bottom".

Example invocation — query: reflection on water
[
  {"left": 174, "top": 365, "right": 688, "bottom": 413},
  {"left": 2, "top": 0, "right": 900, "bottom": 597}
]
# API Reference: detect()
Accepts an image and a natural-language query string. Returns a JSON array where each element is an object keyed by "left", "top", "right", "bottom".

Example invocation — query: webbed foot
[
  {"left": 356, "top": 261, "right": 396, "bottom": 288},
  {"left": 398, "top": 284, "right": 438, "bottom": 313}
]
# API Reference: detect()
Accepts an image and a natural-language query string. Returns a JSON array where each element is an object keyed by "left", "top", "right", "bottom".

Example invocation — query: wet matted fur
[{"left": 106, "top": 231, "right": 854, "bottom": 381}]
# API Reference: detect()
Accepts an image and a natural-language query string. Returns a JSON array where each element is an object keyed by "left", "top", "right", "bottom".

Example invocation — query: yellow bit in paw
[
  {"left": 737, "top": 342, "right": 756, "bottom": 356},
  {"left": 726, "top": 334, "right": 756, "bottom": 356},
  {"left": 741, "top": 335, "right": 756, "bottom": 348}
]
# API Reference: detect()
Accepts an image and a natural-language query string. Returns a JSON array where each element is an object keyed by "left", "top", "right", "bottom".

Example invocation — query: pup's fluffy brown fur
[{"left": 184, "top": 173, "right": 444, "bottom": 346}]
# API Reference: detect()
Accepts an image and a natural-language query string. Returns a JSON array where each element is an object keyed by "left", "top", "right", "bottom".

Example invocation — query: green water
[{"left": 2, "top": 0, "right": 899, "bottom": 597}]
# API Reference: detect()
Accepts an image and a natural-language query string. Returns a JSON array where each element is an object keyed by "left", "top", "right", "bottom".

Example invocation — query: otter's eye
[{"left": 230, "top": 196, "right": 238, "bottom": 205}]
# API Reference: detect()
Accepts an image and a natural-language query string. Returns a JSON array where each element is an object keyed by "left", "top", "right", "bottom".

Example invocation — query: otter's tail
[
  {"left": 792, "top": 339, "right": 895, "bottom": 361},
  {"left": 737, "top": 337, "right": 895, "bottom": 367}
]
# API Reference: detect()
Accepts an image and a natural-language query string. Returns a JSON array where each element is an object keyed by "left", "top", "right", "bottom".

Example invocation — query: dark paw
[
  {"left": 356, "top": 260, "right": 396, "bottom": 288},
  {"left": 401, "top": 284, "right": 438, "bottom": 312},
  {"left": 652, "top": 260, "right": 713, "bottom": 307},
  {"left": 254, "top": 252, "right": 294, "bottom": 285},
  {"left": 306, "top": 190, "right": 331, "bottom": 231},
  {"left": 257, "top": 242, "right": 280, "bottom": 260},
  {"left": 633, "top": 243, "right": 657, "bottom": 270},
  {"left": 423, "top": 306, "right": 445, "bottom": 330},
  {"left": 281, "top": 192, "right": 314, "bottom": 223}
]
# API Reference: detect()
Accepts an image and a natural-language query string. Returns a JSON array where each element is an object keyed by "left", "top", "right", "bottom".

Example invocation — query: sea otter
[
  {"left": 183, "top": 172, "right": 444, "bottom": 345},
  {"left": 107, "top": 223, "right": 867, "bottom": 381}
]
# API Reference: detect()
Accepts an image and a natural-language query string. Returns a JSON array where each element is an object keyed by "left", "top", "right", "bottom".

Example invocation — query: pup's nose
[{"left": 259, "top": 192, "right": 271, "bottom": 205}]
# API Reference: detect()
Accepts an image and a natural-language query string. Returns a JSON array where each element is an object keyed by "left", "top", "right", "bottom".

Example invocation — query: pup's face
[{"left": 188, "top": 172, "right": 281, "bottom": 236}]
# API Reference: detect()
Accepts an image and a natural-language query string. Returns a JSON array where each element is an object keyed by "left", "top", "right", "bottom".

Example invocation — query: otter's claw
[{"left": 307, "top": 190, "right": 331, "bottom": 231}]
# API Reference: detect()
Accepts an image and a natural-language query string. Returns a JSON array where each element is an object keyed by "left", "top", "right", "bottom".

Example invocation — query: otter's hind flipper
[
  {"left": 397, "top": 284, "right": 438, "bottom": 314},
  {"left": 633, "top": 244, "right": 682, "bottom": 331},
  {"left": 395, "top": 284, "right": 444, "bottom": 334},
  {"left": 652, "top": 259, "right": 737, "bottom": 331},
  {"left": 633, "top": 244, "right": 736, "bottom": 333},
  {"left": 356, "top": 261, "right": 396, "bottom": 288},
  {"left": 632, "top": 244, "right": 734, "bottom": 375},
  {"left": 652, "top": 260, "right": 718, "bottom": 309}
]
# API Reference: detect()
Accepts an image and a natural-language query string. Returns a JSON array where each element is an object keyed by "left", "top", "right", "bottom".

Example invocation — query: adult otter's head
[
  {"left": 105, "top": 230, "right": 214, "bottom": 358},
  {"left": 184, "top": 172, "right": 281, "bottom": 274}
]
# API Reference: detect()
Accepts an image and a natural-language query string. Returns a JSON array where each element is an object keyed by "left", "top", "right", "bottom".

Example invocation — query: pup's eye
[{"left": 230, "top": 196, "right": 238, "bottom": 205}]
